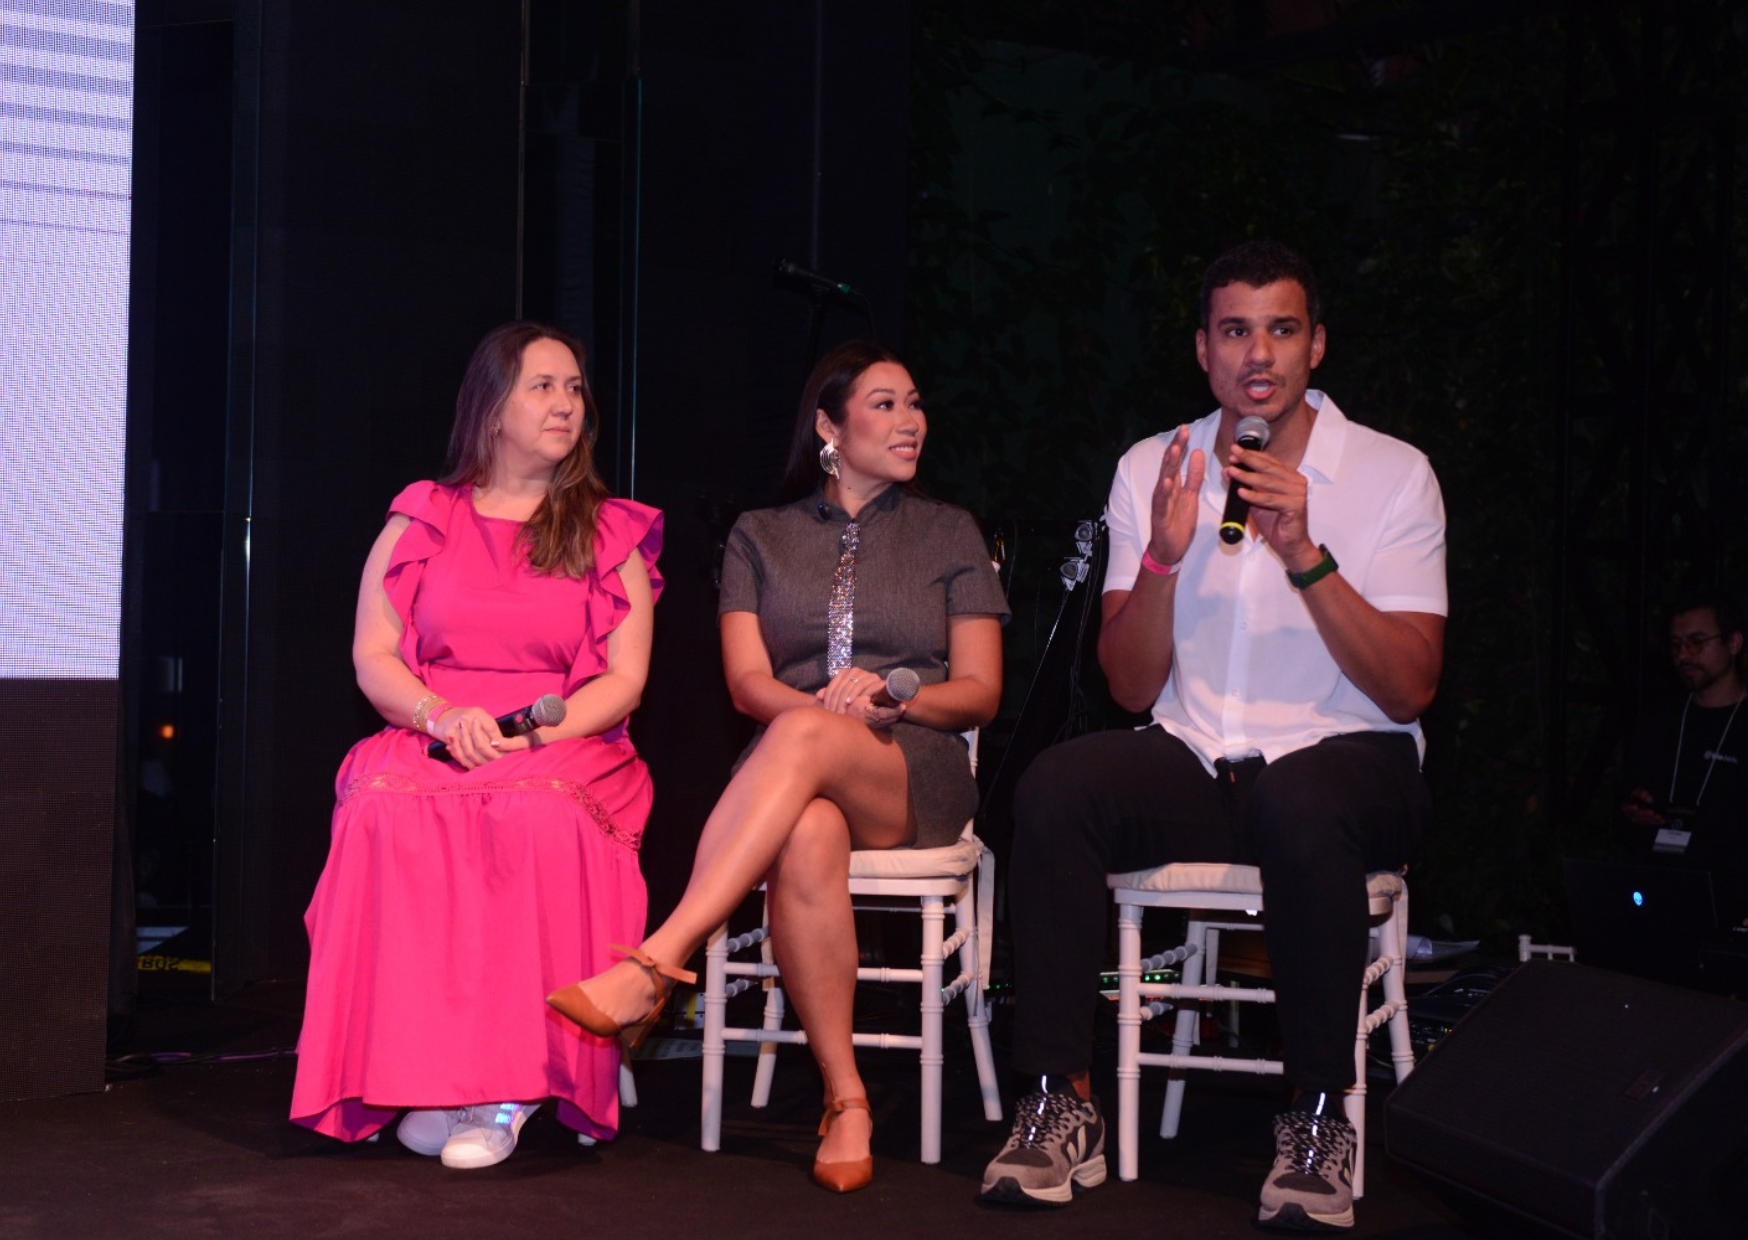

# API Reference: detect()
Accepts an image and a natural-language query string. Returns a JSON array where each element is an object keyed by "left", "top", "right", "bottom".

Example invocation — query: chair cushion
[
  {"left": 1107, "top": 862, "right": 1264, "bottom": 894},
  {"left": 849, "top": 823, "right": 982, "bottom": 879},
  {"left": 1106, "top": 862, "right": 1404, "bottom": 900}
]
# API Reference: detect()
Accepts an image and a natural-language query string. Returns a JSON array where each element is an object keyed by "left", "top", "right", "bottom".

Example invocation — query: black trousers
[{"left": 1007, "top": 725, "right": 1428, "bottom": 1095}]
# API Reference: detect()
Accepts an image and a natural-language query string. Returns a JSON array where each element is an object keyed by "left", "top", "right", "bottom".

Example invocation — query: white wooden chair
[
  {"left": 1106, "top": 862, "right": 1415, "bottom": 1196},
  {"left": 1517, "top": 933, "right": 1575, "bottom": 963},
  {"left": 699, "top": 737, "right": 1002, "bottom": 1163}
]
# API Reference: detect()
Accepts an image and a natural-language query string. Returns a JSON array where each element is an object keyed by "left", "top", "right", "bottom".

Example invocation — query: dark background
[{"left": 101, "top": 0, "right": 1746, "bottom": 1040}]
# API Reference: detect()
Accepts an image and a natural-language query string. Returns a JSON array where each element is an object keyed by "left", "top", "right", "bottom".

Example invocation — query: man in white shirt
[{"left": 981, "top": 241, "right": 1447, "bottom": 1232}]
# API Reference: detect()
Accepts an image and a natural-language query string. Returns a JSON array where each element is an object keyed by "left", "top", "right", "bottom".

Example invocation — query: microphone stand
[
  {"left": 774, "top": 260, "right": 875, "bottom": 371},
  {"left": 806, "top": 287, "right": 831, "bottom": 370}
]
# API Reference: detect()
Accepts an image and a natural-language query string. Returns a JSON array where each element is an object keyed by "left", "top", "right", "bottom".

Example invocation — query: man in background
[{"left": 1621, "top": 590, "right": 1748, "bottom": 933}]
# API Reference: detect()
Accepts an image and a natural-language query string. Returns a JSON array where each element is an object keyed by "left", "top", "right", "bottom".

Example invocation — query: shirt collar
[
  {"left": 1297, "top": 389, "right": 1346, "bottom": 486},
  {"left": 810, "top": 483, "right": 906, "bottom": 526}
]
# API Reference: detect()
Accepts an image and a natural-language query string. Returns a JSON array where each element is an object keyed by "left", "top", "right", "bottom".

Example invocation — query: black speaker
[{"left": 1384, "top": 960, "right": 1748, "bottom": 1239}]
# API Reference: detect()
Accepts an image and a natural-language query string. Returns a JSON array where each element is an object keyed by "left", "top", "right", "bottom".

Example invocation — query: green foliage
[{"left": 904, "top": 3, "right": 1674, "bottom": 946}]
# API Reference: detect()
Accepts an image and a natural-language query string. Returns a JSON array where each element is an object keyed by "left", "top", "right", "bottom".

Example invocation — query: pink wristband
[{"left": 1139, "top": 548, "right": 1178, "bottom": 577}]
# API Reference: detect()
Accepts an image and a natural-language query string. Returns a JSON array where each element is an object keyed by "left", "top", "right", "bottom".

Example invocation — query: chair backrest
[{"left": 1517, "top": 934, "right": 1576, "bottom": 963}]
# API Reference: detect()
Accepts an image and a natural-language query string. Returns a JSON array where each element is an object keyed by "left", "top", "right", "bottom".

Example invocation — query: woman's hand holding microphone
[{"left": 817, "top": 667, "right": 918, "bottom": 730}]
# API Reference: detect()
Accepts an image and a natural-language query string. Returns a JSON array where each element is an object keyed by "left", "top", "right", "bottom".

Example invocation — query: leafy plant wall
[{"left": 905, "top": 2, "right": 1746, "bottom": 949}]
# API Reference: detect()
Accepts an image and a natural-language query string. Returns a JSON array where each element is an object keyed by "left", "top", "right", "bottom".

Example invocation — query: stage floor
[{"left": 1, "top": 973, "right": 1496, "bottom": 1240}]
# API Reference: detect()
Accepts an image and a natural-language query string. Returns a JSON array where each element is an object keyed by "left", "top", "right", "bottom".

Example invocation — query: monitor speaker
[{"left": 1384, "top": 960, "right": 1748, "bottom": 1239}]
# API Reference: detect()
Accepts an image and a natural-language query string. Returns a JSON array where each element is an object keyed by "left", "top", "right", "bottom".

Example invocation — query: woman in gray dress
[{"left": 548, "top": 341, "right": 1006, "bottom": 1191}]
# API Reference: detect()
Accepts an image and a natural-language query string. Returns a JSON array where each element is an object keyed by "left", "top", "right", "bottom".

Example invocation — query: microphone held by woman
[
  {"left": 425, "top": 693, "right": 567, "bottom": 761},
  {"left": 870, "top": 667, "right": 921, "bottom": 708}
]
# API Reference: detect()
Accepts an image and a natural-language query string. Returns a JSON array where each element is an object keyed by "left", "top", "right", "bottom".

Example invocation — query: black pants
[{"left": 1007, "top": 726, "right": 1428, "bottom": 1095}]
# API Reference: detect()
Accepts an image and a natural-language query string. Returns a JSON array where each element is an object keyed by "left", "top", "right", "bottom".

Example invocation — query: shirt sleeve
[
  {"left": 1102, "top": 433, "right": 1169, "bottom": 595},
  {"left": 1360, "top": 453, "right": 1448, "bottom": 617},
  {"left": 718, "top": 513, "right": 764, "bottom": 615},
  {"left": 941, "top": 507, "right": 1011, "bottom": 621}
]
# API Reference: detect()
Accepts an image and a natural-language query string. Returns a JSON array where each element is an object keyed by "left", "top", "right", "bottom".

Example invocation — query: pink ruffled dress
[{"left": 290, "top": 482, "right": 662, "bottom": 1143}]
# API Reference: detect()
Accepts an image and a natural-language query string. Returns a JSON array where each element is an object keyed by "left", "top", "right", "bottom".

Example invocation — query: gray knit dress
[{"left": 718, "top": 486, "right": 1009, "bottom": 847}]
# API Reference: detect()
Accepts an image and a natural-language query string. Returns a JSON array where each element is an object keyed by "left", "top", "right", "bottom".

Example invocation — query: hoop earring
[{"left": 818, "top": 439, "right": 841, "bottom": 478}]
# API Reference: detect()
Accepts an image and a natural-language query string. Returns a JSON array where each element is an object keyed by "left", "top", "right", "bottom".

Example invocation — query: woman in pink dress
[{"left": 291, "top": 322, "right": 660, "bottom": 1169}]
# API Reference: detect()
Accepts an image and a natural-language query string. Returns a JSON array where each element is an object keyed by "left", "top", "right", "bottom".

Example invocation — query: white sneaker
[
  {"left": 440, "top": 1102, "right": 540, "bottom": 1169},
  {"left": 396, "top": 1108, "right": 467, "bottom": 1157}
]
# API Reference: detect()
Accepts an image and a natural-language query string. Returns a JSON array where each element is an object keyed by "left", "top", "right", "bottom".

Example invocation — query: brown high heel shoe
[
  {"left": 811, "top": 1096, "right": 873, "bottom": 1193},
  {"left": 545, "top": 945, "right": 697, "bottom": 1051}
]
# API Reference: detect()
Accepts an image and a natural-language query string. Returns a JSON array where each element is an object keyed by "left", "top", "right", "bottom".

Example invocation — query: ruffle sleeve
[
  {"left": 564, "top": 498, "right": 664, "bottom": 689},
  {"left": 381, "top": 481, "right": 462, "bottom": 676}
]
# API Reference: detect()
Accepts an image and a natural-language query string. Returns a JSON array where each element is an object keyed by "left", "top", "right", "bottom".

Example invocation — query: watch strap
[{"left": 1287, "top": 545, "right": 1338, "bottom": 590}]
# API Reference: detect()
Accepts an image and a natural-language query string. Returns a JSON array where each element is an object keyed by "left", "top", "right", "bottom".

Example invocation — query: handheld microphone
[
  {"left": 1218, "top": 416, "right": 1272, "bottom": 545},
  {"left": 775, "top": 259, "right": 858, "bottom": 299},
  {"left": 870, "top": 667, "right": 921, "bottom": 708},
  {"left": 427, "top": 693, "right": 567, "bottom": 761}
]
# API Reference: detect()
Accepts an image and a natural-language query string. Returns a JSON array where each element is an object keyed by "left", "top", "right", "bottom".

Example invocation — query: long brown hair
[
  {"left": 777, "top": 339, "right": 912, "bottom": 504},
  {"left": 441, "top": 321, "right": 610, "bottom": 577}
]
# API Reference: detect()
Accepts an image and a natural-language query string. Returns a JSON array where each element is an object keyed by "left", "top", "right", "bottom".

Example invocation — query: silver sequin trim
[{"left": 826, "top": 519, "right": 859, "bottom": 676}]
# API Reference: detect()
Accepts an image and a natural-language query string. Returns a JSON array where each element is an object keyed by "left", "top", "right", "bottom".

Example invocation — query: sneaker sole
[
  {"left": 979, "top": 1154, "right": 1106, "bottom": 1207},
  {"left": 1257, "top": 1200, "right": 1354, "bottom": 1232}
]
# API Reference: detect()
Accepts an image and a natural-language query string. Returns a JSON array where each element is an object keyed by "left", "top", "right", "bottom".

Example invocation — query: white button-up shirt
[{"left": 1103, "top": 391, "right": 1447, "bottom": 773}]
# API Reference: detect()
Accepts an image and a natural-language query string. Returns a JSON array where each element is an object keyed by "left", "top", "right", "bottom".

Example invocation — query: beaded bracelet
[{"left": 411, "top": 692, "right": 446, "bottom": 734}]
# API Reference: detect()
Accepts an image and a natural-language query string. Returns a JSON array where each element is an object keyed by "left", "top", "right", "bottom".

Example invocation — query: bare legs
[
  {"left": 558, "top": 707, "right": 911, "bottom": 1168},
  {"left": 765, "top": 798, "right": 870, "bottom": 1165}
]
